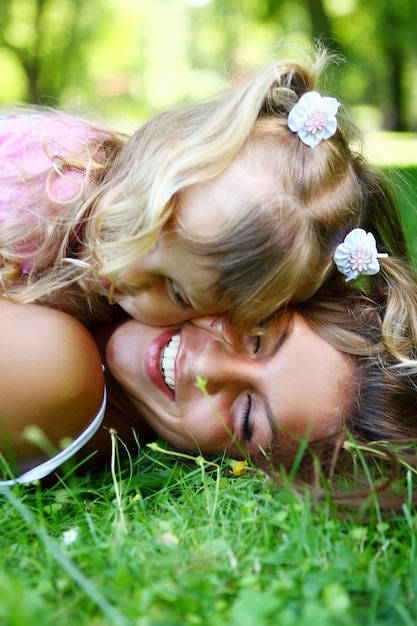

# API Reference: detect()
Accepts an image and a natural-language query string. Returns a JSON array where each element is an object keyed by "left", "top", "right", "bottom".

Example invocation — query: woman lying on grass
[
  {"left": 0, "top": 232, "right": 416, "bottom": 488},
  {"left": 0, "top": 300, "right": 353, "bottom": 483},
  {"left": 1, "top": 44, "right": 416, "bottom": 487},
  {"left": 1, "top": 134, "right": 416, "bottom": 486}
]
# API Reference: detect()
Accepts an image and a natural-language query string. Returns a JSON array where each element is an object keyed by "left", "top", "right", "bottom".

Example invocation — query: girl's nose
[{"left": 190, "top": 316, "right": 241, "bottom": 346}]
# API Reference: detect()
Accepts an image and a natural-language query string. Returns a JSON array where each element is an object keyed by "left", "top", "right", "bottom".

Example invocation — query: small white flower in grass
[
  {"left": 156, "top": 532, "right": 179, "bottom": 547},
  {"left": 62, "top": 527, "right": 79, "bottom": 546},
  {"left": 333, "top": 228, "right": 388, "bottom": 281},
  {"left": 227, "top": 549, "right": 238, "bottom": 570},
  {"left": 288, "top": 91, "right": 340, "bottom": 147}
]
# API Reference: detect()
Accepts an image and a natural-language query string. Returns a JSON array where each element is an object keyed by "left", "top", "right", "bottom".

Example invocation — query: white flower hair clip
[
  {"left": 333, "top": 228, "right": 388, "bottom": 282},
  {"left": 287, "top": 91, "right": 340, "bottom": 147}
]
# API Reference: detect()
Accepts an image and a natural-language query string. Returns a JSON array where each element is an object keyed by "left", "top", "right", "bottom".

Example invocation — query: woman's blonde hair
[
  {"left": 0, "top": 48, "right": 407, "bottom": 329},
  {"left": 302, "top": 259, "right": 417, "bottom": 442},
  {"left": 257, "top": 255, "right": 417, "bottom": 490}
]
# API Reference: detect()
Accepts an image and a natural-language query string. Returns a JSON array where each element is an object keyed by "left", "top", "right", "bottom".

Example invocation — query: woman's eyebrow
[
  {"left": 263, "top": 323, "right": 292, "bottom": 445},
  {"left": 270, "top": 323, "right": 291, "bottom": 357},
  {"left": 264, "top": 397, "right": 278, "bottom": 446}
]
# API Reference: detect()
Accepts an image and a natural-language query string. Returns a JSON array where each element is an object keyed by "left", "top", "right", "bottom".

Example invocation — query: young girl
[{"left": 0, "top": 49, "right": 407, "bottom": 330}]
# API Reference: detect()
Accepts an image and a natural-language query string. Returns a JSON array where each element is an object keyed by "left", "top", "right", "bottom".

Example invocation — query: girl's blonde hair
[
  {"left": 0, "top": 48, "right": 406, "bottom": 329},
  {"left": 88, "top": 47, "right": 401, "bottom": 329},
  {"left": 0, "top": 109, "right": 125, "bottom": 324}
]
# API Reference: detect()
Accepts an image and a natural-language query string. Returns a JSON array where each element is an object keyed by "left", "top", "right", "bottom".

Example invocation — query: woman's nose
[{"left": 191, "top": 338, "right": 247, "bottom": 394}]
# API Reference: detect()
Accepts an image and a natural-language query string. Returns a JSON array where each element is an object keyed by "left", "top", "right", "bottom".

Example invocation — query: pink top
[{"left": 0, "top": 112, "right": 108, "bottom": 272}]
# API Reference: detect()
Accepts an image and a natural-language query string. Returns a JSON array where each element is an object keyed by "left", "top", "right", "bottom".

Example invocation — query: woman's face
[{"left": 104, "top": 313, "right": 354, "bottom": 458}]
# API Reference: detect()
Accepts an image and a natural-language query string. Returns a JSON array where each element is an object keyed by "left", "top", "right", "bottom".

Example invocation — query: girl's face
[
  {"left": 107, "top": 154, "right": 251, "bottom": 326},
  {"left": 104, "top": 313, "right": 354, "bottom": 458},
  {"left": 111, "top": 228, "right": 229, "bottom": 326}
]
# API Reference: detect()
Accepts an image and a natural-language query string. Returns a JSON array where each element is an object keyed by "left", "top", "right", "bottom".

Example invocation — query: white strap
[{"left": 0, "top": 389, "right": 106, "bottom": 486}]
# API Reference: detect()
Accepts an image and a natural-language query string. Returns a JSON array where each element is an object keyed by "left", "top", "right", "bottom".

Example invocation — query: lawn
[
  {"left": 1, "top": 136, "right": 417, "bottom": 626},
  {"left": 2, "top": 442, "right": 417, "bottom": 626},
  {"left": 364, "top": 131, "right": 417, "bottom": 265},
  {"left": 392, "top": 166, "right": 417, "bottom": 266}
]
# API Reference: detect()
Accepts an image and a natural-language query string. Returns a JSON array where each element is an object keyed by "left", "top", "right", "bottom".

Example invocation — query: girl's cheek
[{"left": 121, "top": 298, "right": 193, "bottom": 326}]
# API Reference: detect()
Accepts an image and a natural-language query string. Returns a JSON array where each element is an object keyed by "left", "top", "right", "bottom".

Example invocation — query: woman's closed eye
[{"left": 241, "top": 394, "right": 254, "bottom": 442}]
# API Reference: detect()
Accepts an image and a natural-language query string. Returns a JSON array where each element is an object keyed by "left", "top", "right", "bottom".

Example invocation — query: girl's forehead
[
  {"left": 175, "top": 156, "right": 261, "bottom": 237},
  {"left": 175, "top": 183, "right": 227, "bottom": 236}
]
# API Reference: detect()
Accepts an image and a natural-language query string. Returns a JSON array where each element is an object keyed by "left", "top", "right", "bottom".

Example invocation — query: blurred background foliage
[{"left": 0, "top": 0, "right": 417, "bottom": 134}]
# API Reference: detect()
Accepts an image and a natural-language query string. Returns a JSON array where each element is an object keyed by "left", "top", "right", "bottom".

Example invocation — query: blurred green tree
[
  {"left": 0, "top": 0, "right": 109, "bottom": 104},
  {"left": 0, "top": 0, "right": 416, "bottom": 130},
  {"left": 315, "top": 0, "right": 417, "bottom": 130},
  {"left": 355, "top": 0, "right": 417, "bottom": 131}
]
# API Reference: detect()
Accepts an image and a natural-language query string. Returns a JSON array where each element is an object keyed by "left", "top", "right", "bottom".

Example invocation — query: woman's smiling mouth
[
  {"left": 145, "top": 328, "right": 181, "bottom": 401},
  {"left": 161, "top": 333, "right": 180, "bottom": 392}
]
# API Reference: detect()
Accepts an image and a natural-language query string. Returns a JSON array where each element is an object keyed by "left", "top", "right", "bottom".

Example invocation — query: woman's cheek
[{"left": 105, "top": 327, "right": 138, "bottom": 388}]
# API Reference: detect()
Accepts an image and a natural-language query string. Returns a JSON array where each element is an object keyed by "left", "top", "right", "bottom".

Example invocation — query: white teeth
[{"left": 161, "top": 334, "right": 180, "bottom": 391}]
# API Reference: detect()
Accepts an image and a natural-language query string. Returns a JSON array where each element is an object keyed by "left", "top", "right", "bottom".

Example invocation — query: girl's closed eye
[{"left": 166, "top": 278, "right": 192, "bottom": 309}]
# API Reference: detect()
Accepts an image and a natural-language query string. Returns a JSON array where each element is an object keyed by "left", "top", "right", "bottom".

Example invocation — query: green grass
[
  {"left": 364, "top": 131, "right": 417, "bottom": 169},
  {"left": 365, "top": 131, "right": 417, "bottom": 264},
  {"left": 1, "top": 440, "right": 417, "bottom": 626},
  {"left": 1, "top": 148, "right": 417, "bottom": 626},
  {"left": 383, "top": 165, "right": 417, "bottom": 266}
]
